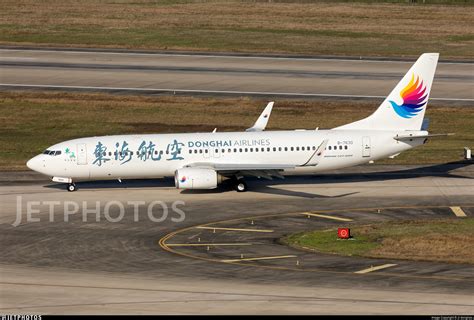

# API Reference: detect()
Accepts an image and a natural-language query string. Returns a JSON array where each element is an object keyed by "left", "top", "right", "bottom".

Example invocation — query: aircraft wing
[
  {"left": 185, "top": 162, "right": 294, "bottom": 171},
  {"left": 394, "top": 133, "right": 453, "bottom": 141},
  {"left": 246, "top": 102, "right": 274, "bottom": 132},
  {"left": 184, "top": 162, "right": 293, "bottom": 180},
  {"left": 183, "top": 140, "right": 329, "bottom": 179}
]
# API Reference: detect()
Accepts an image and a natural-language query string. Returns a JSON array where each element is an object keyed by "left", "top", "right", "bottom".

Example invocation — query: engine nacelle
[{"left": 174, "top": 168, "right": 220, "bottom": 190}]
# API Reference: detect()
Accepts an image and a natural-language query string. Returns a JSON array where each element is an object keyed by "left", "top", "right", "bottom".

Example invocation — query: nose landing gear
[{"left": 67, "top": 183, "right": 77, "bottom": 192}]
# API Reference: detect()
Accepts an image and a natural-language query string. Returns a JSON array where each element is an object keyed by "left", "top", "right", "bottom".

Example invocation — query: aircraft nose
[{"left": 26, "top": 155, "right": 43, "bottom": 172}]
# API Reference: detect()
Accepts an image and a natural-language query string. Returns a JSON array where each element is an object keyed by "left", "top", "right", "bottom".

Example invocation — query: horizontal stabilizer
[{"left": 394, "top": 133, "right": 453, "bottom": 141}]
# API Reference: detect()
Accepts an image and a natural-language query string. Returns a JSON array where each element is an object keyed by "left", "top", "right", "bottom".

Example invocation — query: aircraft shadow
[
  {"left": 44, "top": 177, "right": 176, "bottom": 191},
  {"left": 43, "top": 161, "right": 472, "bottom": 197}
]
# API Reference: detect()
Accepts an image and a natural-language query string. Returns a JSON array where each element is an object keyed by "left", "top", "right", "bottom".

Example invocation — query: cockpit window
[{"left": 43, "top": 150, "right": 62, "bottom": 156}]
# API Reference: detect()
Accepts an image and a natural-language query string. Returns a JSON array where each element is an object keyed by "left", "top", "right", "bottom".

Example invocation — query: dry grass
[
  {"left": 0, "top": 91, "right": 473, "bottom": 170},
  {"left": 285, "top": 218, "right": 474, "bottom": 264},
  {"left": 0, "top": 0, "right": 473, "bottom": 58},
  {"left": 371, "top": 234, "right": 474, "bottom": 264}
]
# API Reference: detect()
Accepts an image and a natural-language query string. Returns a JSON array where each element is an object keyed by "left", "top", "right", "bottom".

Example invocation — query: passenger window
[
  {"left": 296, "top": 147, "right": 300, "bottom": 151},
  {"left": 339, "top": 145, "right": 343, "bottom": 150},
  {"left": 200, "top": 150, "right": 203, "bottom": 154},
  {"left": 233, "top": 148, "right": 237, "bottom": 152},
  {"left": 222, "top": 149, "right": 225, "bottom": 153},
  {"left": 215, "top": 149, "right": 219, "bottom": 153},
  {"left": 290, "top": 147, "right": 294, "bottom": 151},
  {"left": 312, "top": 146, "right": 316, "bottom": 150},
  {"left": 279, "top": 147, "right": 282, "bottom": 151},
  {"left": 228, "top": 148, "right": 232, "bottom": 153},
  {"left": 344, "top": 145, "right": 348, "bottom": 150},
  {"left": 189, "top": 150, "right": 193, "bottom": 154},
  {"left": 329, "top": 146, "right": 332, "bottom": 150},
  {"left": 301, "top": 147, "right": 305, "bottom": 151},
  {"left": 239, "top": 148, "right": 242, "bottom": 152},
  {"left": 245, "top": 148, "right": 248, "bottom": 152},
  {"left": 250, "top": 148, "right": 253, "bottom": 152},
  {"left": 267, "top": 147, "right": 270, "bottom": 152}
]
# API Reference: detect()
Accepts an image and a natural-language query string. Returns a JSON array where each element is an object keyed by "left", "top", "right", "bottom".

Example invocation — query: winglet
[
  {"left": 301, "top": 139, "right": 329, "bottom": 166},
  {"left": 246, "top": 102, "right": 274, "bottom": 132}
]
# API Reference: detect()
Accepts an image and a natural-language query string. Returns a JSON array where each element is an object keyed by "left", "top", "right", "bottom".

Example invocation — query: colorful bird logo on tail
[{"left": 389, "top": 74, "right": 427, "bottom": 119}]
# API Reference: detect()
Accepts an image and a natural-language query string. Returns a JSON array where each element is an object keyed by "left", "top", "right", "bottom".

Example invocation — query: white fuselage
[{"left": 27, "top": 129, "right": 423, "bottom": 181}]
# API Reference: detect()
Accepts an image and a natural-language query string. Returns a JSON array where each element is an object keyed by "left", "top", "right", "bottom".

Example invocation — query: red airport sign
[{"left": 337, "top": 228, "right": 350, "bottom": 239}]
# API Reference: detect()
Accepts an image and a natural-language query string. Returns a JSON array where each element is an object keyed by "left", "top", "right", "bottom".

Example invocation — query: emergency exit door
[
  {"left": 362, "top": 136, "right": 371, "bottom": 157},
  {"left": 77, "top": 144, "right": 87, "bottom": 165}
]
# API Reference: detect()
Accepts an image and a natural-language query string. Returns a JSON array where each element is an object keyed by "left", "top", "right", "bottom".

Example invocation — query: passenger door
[{"left": 362, "top": 136, "right": 371, "bottom": 157}]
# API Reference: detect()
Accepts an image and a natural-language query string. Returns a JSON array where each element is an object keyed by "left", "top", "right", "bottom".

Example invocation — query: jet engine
[{"left": 174, "top": 168, "right": 222, "bottom": 190}]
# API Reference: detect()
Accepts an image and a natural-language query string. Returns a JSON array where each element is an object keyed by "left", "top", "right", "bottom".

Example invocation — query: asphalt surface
[
  {"left": 0, "top": 48, "right": 473, "bottom": 103},
  {"left": 1, "top": 163, "right": 473, "bottom": 314}
]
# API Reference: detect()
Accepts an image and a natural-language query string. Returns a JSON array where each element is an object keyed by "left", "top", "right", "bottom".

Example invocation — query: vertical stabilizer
[{"left": 335, "top": 53, "right": 439, "bottom": 131}]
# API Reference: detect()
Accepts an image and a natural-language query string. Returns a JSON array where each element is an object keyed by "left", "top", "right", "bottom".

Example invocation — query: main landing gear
[
  {"left": 234, "top": 178, "right": 248, "bottom": 192},
  {"left": 67, "top": 183, "right": 77, "bottom": 192}
]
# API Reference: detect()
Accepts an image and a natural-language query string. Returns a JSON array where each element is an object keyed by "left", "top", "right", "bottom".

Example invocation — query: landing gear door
[
  {"left": 362, "top": 136, "right": 371, "bottom": 157},
  {"left": 77, "top": 143, "right": 87, "bottom": 165}
]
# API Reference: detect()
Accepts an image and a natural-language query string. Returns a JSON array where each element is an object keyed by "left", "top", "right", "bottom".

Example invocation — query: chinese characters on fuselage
[{"left": 92, "top": 138, "right": 271, "bottom": 166}]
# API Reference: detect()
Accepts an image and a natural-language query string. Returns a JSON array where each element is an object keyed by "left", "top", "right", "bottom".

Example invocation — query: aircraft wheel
[
  {"left": 235, "top": 179, "right": 248, "bottom": 192},
  {"left": 67, "top": 183, "right": 77, "bottom": 192}
]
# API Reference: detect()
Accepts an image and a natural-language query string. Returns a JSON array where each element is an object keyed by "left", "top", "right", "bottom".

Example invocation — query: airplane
[{"left": 27, "top": 53, "right": 443, "bottom": 192}]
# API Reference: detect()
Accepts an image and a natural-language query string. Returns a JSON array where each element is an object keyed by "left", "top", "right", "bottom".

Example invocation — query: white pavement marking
[
  {"left": 196, "top": 226, "right": 274, "bottom": 233},
  {"left": 299, "top": 212, "right": 353, "bottom": 222},
  {"left": 222, "top": 255, "right": 297, "bottom": 263},
  {"left": 1, "top": 83, "right": 472, "bottom": 102},
  {"left": 354, "top": 264, "right": 398, "bottom": 274},
  {"left": 450, "top": 206, "right": 467, "bottom": 217}
]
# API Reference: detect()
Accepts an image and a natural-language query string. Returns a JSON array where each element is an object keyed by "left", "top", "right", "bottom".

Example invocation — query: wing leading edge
[{"left": 183, "top": 139, "right": 329, "bottom": 179}]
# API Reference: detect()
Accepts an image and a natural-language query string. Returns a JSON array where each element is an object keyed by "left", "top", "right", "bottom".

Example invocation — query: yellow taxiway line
[
  {"left": 196, "top": 226, "right": 274, "bottom": 233},
  {"left": 354, "top": 264, "right": 398, "bottom": 274},
  {"left": 166, "top": 243, "right": 253, "bottom": 247},
  {"left": 299, "top": 212, "right": 353, "bottom": 222},
  {"left": 450, "top": 206, "right": 467, "bottom": 217},
  {"left": 222, "top": 255, "right": 297, "bottom": 263}
]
